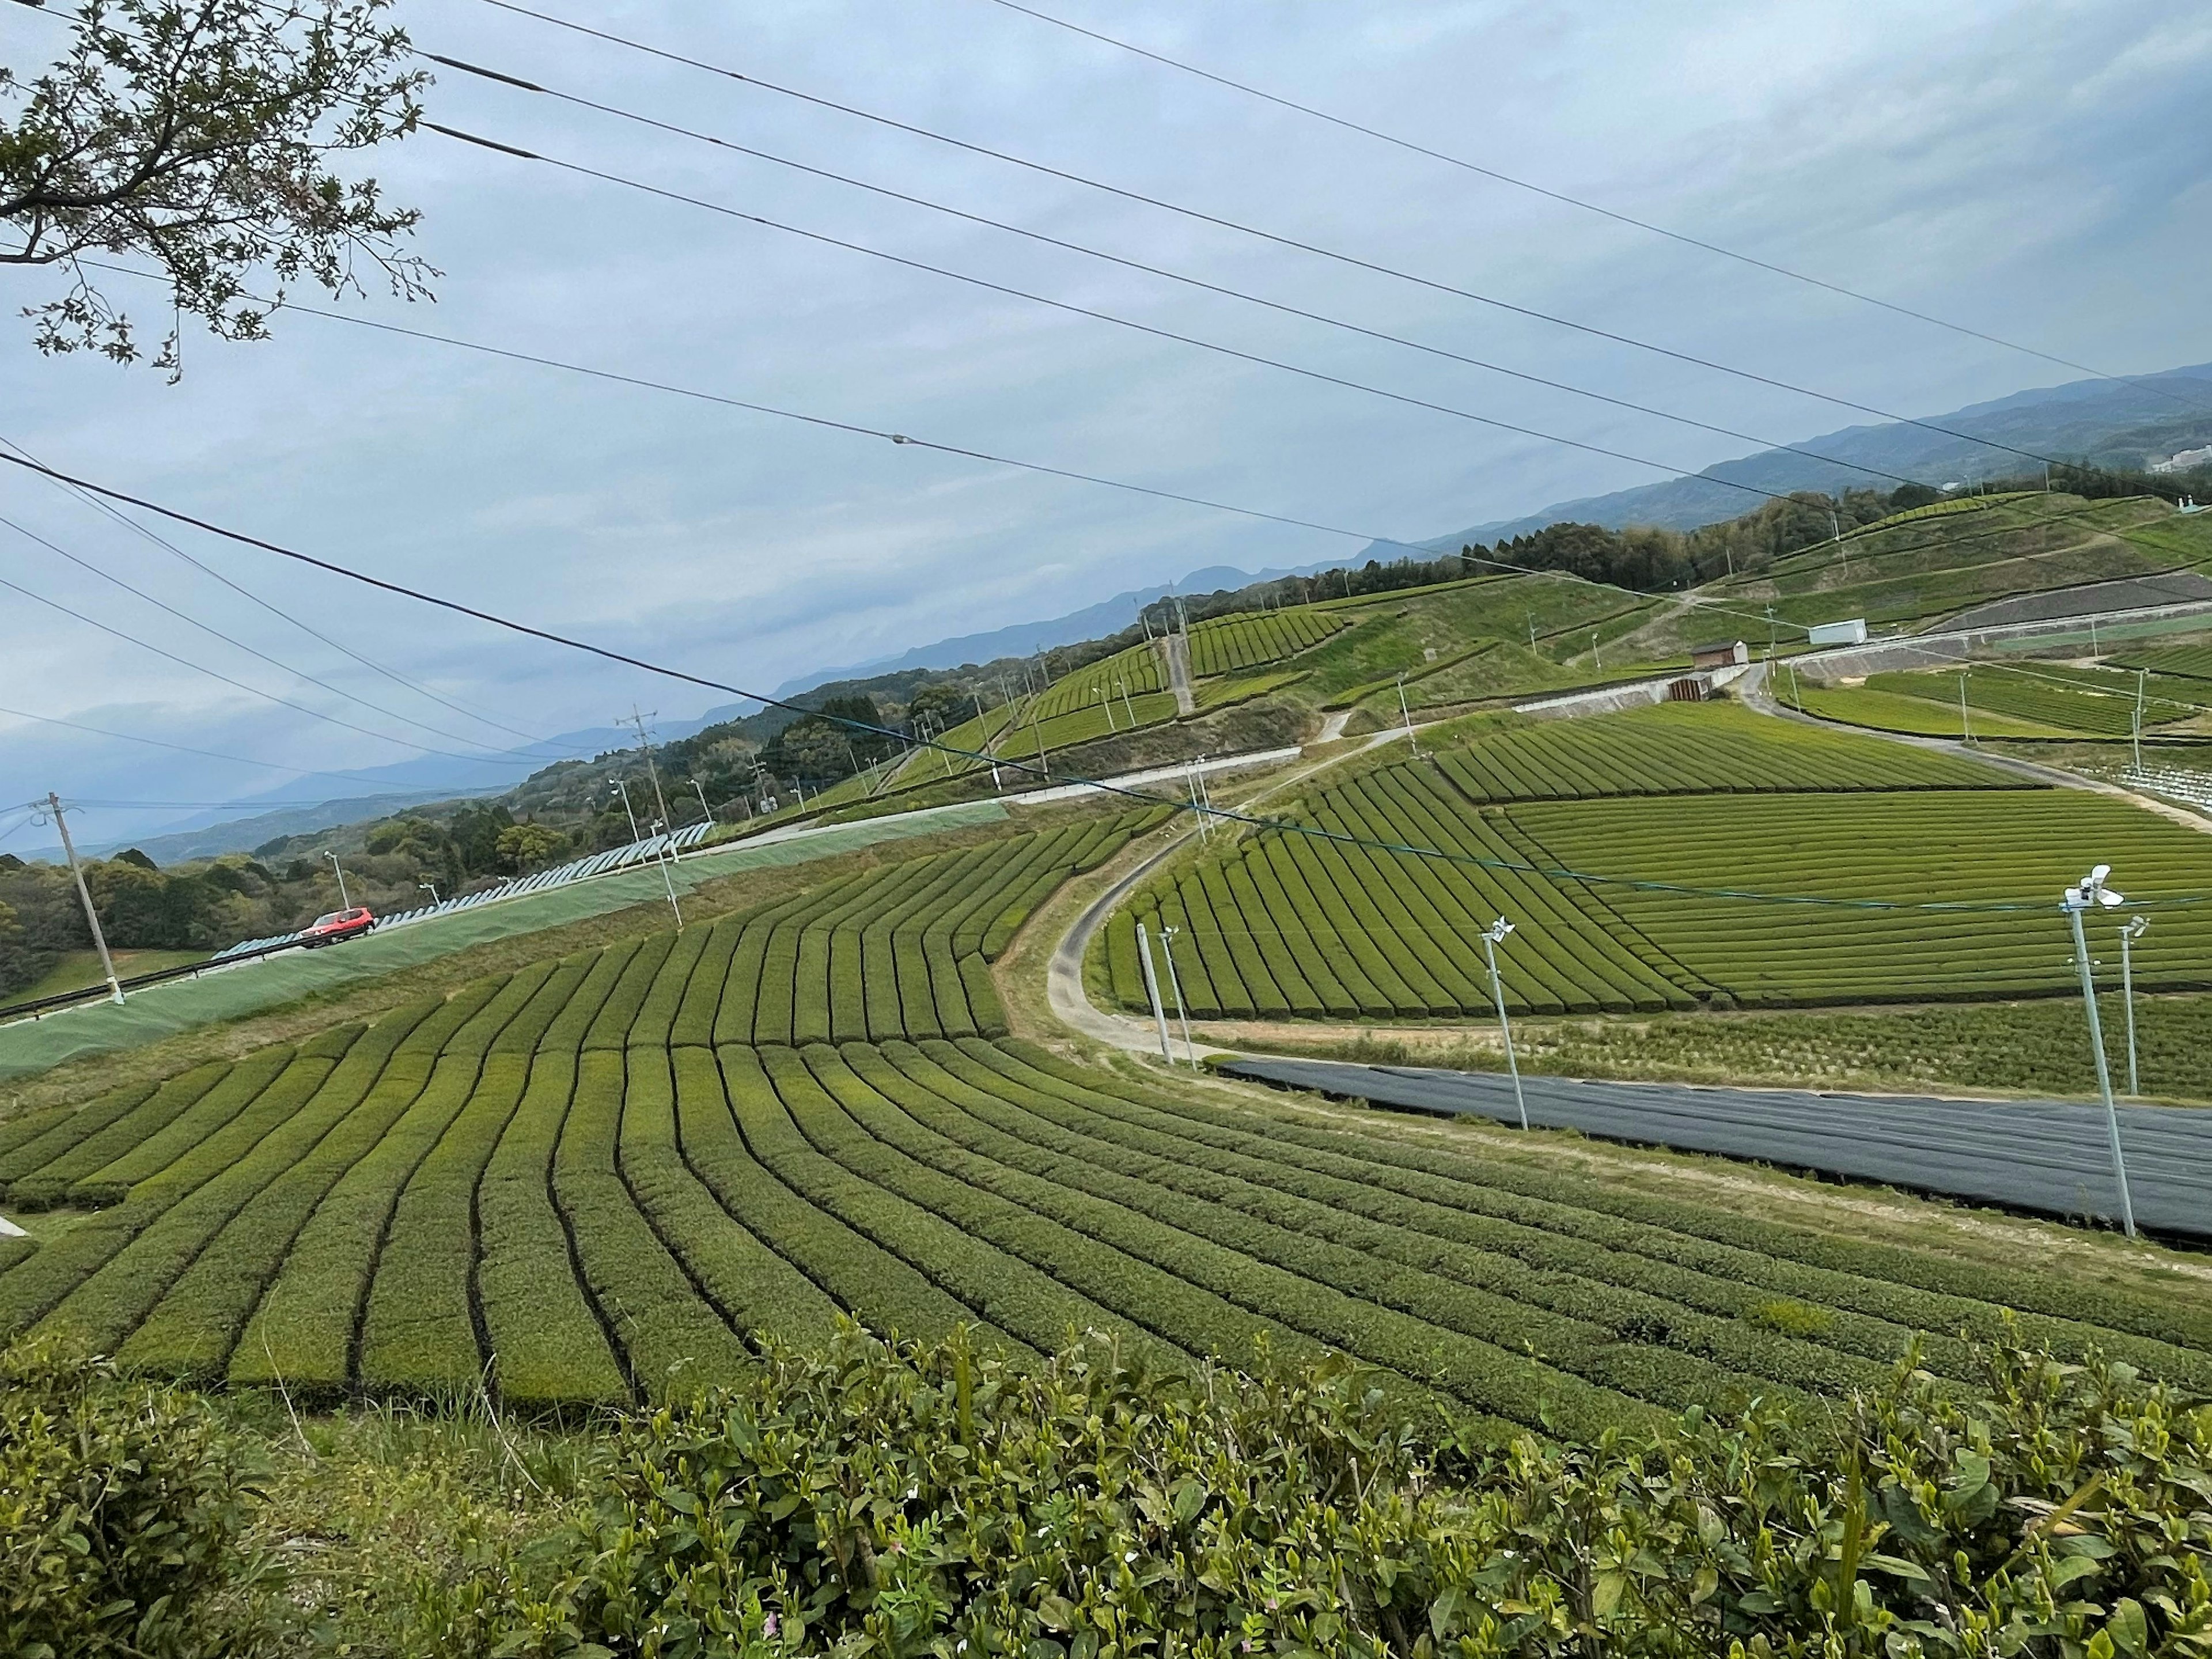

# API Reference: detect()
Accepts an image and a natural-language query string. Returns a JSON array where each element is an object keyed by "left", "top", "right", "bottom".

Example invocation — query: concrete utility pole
[
  {"left": 2133, "top": 671, "right": 2146, "bottom": 774},
  {"left": 624, "top": 708, "right": 671, "bottom": 829},
  {"left": 1119, "top": 677, "right": 1137, "bottom": 727},
  {"left": 649, "top": 819, "right": 683, "bottom": 932},
  {"left": 324, "top": 850, "right": 351, "bottom": 909},
  {"left": 43, "top": 793, "right": 123, "bottom": 1004},
  {"left": 1396, "top": 672, "right": 1419, "bottom": 756},
  {"left": 1136, "top": 922, "right": 1174, "bottom": 1065},
  {"left": 1158, "top": 924, "right": 1195, "bottom": 1066},
  {"left": 1958, "top": 673, "right": 1972, "bottom": 745}
]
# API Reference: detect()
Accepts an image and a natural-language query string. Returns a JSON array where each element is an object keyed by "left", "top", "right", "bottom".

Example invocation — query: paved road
[{"left": 1219, "top": 1056, "right": 2212, "bottom": 1242}]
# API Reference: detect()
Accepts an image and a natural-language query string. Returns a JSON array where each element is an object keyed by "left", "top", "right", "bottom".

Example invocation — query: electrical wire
[
  {"left": 972, "top": 0, "right": 2212, "bottom": 421},
  {"left": 423, "top": 121, "right": 1812, "bottom": 507},
  {"left": 419, "top": 48, "right": 1932, "bottom": 495},
  {"left": 0, "top": 699, "right": 456, "bottom": 789},
  {"left": 0, "top": 431, "right": 596, "bottom": 757},
  {"left": 71, "top": 257, "right": 1790, "bottom": 632},
  {"left": 0, "top": 562, "right": 544, "bottom": 768},
  {"left": 5, "top": 446, "right": 2202, "bottom": 916},
  {"left": 0, "top": 507, "right": 562, "bottom": 762},
  {"left": 464, "top": 0, "right": 2202, "bottom": 468}
]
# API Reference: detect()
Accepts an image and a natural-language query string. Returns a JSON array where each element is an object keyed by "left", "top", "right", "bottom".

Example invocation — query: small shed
[
  {"left": 1690, "top": 640, "right": 1749, "bottom": 671},
  {"left": 1807, "top": 618, "right": 1869, "bottom": 647}
]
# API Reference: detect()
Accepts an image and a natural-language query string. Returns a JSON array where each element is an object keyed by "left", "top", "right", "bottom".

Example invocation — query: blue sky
[{"left": 5, "top": 0, "right": 2210, "bottom": 847}]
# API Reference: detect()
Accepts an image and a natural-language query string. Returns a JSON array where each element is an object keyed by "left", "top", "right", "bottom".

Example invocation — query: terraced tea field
[
  {"left": 1103, "top": 703, "right": 2212, "bottom": 1015},
  {"left": 1186, "top": 605, "right": 1346, "bottom": 676},
  {"left": 6, "top": 1007, "right": 2206, "bottom": 1433}
]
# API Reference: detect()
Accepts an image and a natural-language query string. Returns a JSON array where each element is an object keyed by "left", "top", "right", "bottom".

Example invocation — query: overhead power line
[
  {"left": 0, "top": 559, "right": 544, "bottom": 768},
  {"left": 0, "top": 433, "right": 592, "bottom": 758},
  {"left": 423, "top": 120, "right": 1818, "bottom": 506},
  {"left": 463, "top": 0, "right": 2181, "bottom": 469},
  {"left": 976, "top": 0, "right": 2212, "bottom": 419},
  {"left": 419, "top": 47, "right": 1929, "bottom": 493},
  {"left": 0, "top": 699, "right": 464, "bottom": 790},
  {"left": 0, "top": 507, "right": 553, "bottom": 762},
  {"left": 6, "top": 447, "right": 2205, "bottom": 917}
]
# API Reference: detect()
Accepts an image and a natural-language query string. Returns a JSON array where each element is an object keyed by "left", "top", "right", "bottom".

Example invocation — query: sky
[{"left": 4, "top": 0, "right": 2211, "bottom": 850}]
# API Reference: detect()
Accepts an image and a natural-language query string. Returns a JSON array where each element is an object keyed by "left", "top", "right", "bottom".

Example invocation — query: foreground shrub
[
  {"left": 489, "top": 1324, "right": 2211, "bottom": 1659},
  {"left": 0, "top": 1340, "right": 269, "bottom": 1659}
]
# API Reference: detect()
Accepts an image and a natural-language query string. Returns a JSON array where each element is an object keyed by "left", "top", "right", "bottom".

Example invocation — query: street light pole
[
  {"left": 2120, "top": 914, "right": 2149, "bottom": 1097},
  {"left": 1478, "top": 917, "right": 1528, "bottom": 1130},
  {"left": 691, "top": 777, "right": 715, "bottom": 825},
  {"left": 2062, "top": 866, "right": 2136, "bottom": 1237},
  {"left": 418, "top": 880, "right": 441, "bottom": 907},
  {"left": 42, "top": 793, "right": 124, "bottom": 1005},
  {"left": 611, "top": 778, "right": 641, "bottom": 842},
  {"left": 324, "top": 850, "right": 351, "bottom": 909}
]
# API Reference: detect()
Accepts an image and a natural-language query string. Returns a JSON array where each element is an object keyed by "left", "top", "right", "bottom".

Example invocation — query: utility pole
[
  {"left": 1158, "top": 924, "right": 1195, "bottom": 1065},
  {"left": 2133, "top": 671, "right": 2146, "bottom": 774},
  {"left": 1119, "top": 677, "right": 1137, "bottom": 727},
  {"left": 691, "top": 777, "right": 714, "bottom": 825},
  {"left": 1478, "top": 917, "right": 1528, "bottom": 1130},
  {"left": 1097, "top": 687, "right": 1116, "bottom": 732},
  {"left": 1958, "top": 673, "right": 1972, "bottom": 745},
  {"left": 1527, "top": 613, "right": 1536, "bottom": 648},
  {"left": 1590, "top": 631, "right": 1602, "bottom": 670},
  {"left": 324, "top": 849, "right": 351, "bottom": 909},
  {"left": 41, "top": 794, "right": 124, "bottom": 1005},
  {"left": 649, "top": 819, "right": 684, "bottom": 932},
  {"left": 2120, "top": 915, "right": 2149, "bottom": 1097},
  {"left": 1396, "top": 672, "right": 1418, "bottom": 756},
  {"left": 1136, "top": 922, "right": 1174, "bottom": 1065},
  {"left": 2062, "top": 866, "right": 2135, "bottom": 1237},
  {"left": 624, "top": 708, "right": 671, "bottom": 830}
]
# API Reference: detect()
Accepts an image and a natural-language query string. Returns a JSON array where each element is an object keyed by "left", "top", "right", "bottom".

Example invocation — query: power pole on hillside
[
  {"left": 623, "top": 708, "right": 671, "bottom": 830},
  {"left": 36, "top": 794, "right": 124, "bottom": 1005}
]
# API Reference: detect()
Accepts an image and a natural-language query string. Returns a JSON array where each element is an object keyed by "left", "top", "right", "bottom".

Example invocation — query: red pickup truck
[{"left": 299, "top": 907, "right": 376, "bottom": 948}]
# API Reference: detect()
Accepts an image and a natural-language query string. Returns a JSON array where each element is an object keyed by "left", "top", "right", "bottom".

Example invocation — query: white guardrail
[
  {"left": 209, "top": 821, "right": 717, "bottom": 962},
  {"left": 2120, "top": 766, "right": 2212, "bottom": 812}
]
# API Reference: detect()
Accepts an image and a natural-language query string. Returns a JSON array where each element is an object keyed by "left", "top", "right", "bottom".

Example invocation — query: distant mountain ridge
[{"left": 1369, "top": 361, "right": 2212, "bottom": 557}]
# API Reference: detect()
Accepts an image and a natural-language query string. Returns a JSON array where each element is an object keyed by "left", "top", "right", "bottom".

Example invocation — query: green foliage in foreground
[
  {"left": 1, "top": 1343, "right": 268, "bottom": 1659},
  {"left": 471, "top": 1326, "right": 2211, "bottom": 1659},
  {"left": 6, "top": 1327, "right": 2210, "bottom": 1657}
]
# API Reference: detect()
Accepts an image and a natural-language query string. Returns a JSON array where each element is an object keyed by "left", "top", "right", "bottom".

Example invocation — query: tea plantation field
[
  {"left": 6, "top": 997, "right": 2207, "bottom": 1430},
  {"left": 1102, "top": 702, "right": 2212, "bottom": 1015}
]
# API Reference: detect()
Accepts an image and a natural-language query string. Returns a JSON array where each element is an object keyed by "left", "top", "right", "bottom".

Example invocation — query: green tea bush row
[
  {"left": 475, "top": 1046, "right": 629, "bottom": 1410},
  {"left": 34, "top": 1048, "right": 347, "bottom": 1358},
  {"left": 1, "top": 1068, "right": 223, "bottom": 1209},
  {"left": 831, "top": 1042, "right": 1472, "bottom": 1430},
  {"left": 552, "top": 1050, "right": 750, "bottom": 1400},
  {"left": 1187, "top": 602, "right": 1346, "bottom": 676},
  {"left": 809, "top": 1039, "right": 1649, "bottom": 1441},
  {"left": 927, "top": 1040, "right": 1903, "bottom": 1403},
  {"left": 117, "top": 998, "right": 442, "bottom": 1385},
  {"left": 1038, "top": 1042, "right": 2212, "bottom": 1380},
  {"left": 1433, "top": 702, "right": 2022, "bottom": 802}
]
